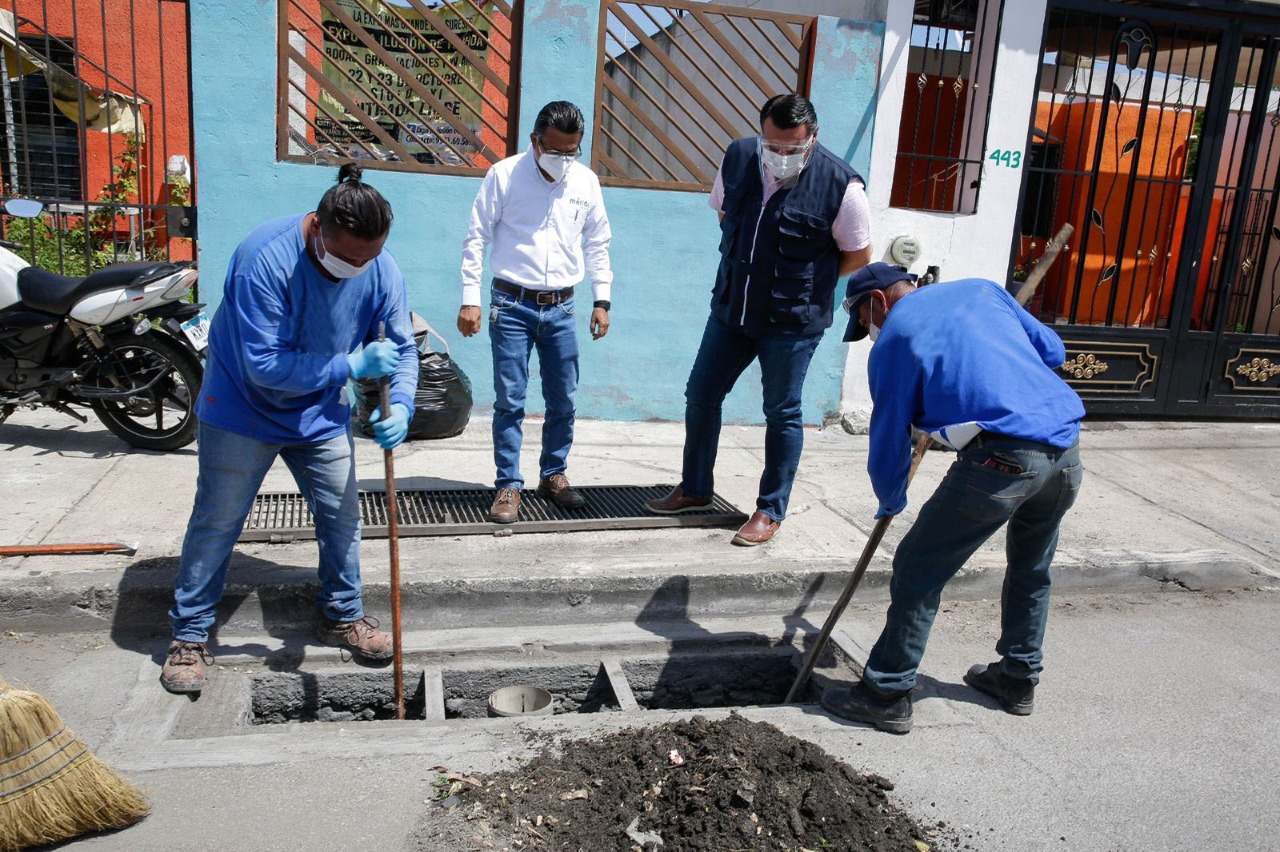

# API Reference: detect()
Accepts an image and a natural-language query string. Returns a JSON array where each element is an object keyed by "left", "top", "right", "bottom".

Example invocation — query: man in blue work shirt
[
  {"left": 645, "top": 94, "right": 872, "bottom": 546},
  {"left": 161, "top": 165, "right": 418, "bottom": 694},
  {"left": 821, "top": 263, "right": 1085, "bottom": 734}
]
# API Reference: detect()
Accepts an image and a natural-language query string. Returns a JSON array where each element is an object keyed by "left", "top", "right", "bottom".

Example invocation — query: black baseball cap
[{"left": 841, "top": 263, "right": 918, "bottom": 342}]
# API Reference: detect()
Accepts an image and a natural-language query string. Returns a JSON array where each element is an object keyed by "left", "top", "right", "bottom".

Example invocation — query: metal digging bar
[
  {"left": 377, "top": 323, "right": 406, "bottom": 721},
  {"left": 784, "top": 230, "right": 1073, "bottom": 704}
]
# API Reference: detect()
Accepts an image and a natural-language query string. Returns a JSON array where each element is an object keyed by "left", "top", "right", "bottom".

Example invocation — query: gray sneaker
[{"left": 964, "top": 661, "right": 1035, "bottom": 715}]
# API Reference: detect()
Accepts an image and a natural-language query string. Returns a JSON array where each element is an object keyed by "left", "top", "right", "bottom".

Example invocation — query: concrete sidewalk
[
  {"left": 1, "top": 410, "right": 1280, "bottom": 851},
  {"left": 1, "top": 409, "right": 1277, "bottom": 634}
]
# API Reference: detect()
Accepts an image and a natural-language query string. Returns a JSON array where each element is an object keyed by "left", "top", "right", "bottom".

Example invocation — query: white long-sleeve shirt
[{"left": 460, "top": 148, "right": 613, "bottom": 307}]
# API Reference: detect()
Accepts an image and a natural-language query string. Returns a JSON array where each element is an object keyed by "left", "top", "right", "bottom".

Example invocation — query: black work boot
[
  {"left": 820, "top": 682, "right": 913, "bottom": 734},
  {"left": 964, "top": 661, "right": 1035, "bottom": 715}
]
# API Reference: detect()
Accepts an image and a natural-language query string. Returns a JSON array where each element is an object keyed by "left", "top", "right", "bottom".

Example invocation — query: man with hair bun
[
  {"left": 160, "top": 164, "right": 419, "bottom": 694},
  {"left": 646, "top": 94, "right": 873, "bottom": 547}
]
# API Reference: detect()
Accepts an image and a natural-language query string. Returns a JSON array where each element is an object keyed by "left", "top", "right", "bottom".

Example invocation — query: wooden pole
[
  {"left": 1017, "top": 222, "right": 1074, "bottom": 308},
  {"left": 377, "top": 323, "right": 405, "bottom": 721},
  {"left": 0, "top": 542, "right": 139, "bottom": 557},
  {"left": 784, "top": 436, "right": 933, "bottom": 703}
]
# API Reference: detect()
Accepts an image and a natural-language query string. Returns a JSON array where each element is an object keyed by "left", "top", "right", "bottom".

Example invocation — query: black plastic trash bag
[{"left": 357, "top": 314, "right": 473, "bottom": 441}]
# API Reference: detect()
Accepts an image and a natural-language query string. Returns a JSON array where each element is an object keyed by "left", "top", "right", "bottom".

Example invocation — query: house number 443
[{"left": 988, "top": 149, "right": 1023, "bottom": 168}]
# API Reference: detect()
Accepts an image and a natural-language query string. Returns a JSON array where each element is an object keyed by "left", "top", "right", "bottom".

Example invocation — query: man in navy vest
[{"left": 646, "top": 94, "right": 872, "bottom": 546}]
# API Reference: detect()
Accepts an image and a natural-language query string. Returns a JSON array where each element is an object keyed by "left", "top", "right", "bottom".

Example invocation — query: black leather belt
[{"left": 493, "top": 278, "right": 573, "bottom": 305}]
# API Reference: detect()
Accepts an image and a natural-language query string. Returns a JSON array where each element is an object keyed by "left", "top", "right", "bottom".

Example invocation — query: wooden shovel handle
[{"left": 0, "top": 542, "right": 138, "bottom": 557}]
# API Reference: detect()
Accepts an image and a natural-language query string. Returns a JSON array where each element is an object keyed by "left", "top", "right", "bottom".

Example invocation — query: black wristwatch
[{"left": 593, "top": 300, "right": 611, "bottom": 311}]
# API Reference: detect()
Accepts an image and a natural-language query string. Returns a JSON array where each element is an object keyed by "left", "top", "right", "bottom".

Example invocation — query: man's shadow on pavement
[
  {"left": 633, "top": 574, "right": 840, "bottom": 709},
  {"left": 108, "top": 551, "right": 390, "bottom": 687}
]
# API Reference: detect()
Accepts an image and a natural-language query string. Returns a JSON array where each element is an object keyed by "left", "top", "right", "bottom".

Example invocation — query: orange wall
[
  {"left": 1027, "top": 98, "right": 1200, "bottom": 327},
  {"left": 10, "top": 0, "right": 194, "bottom": 198},
  {"left": 1019, "top": 95, "right": 1280, "bottom": 332},
  {"left": 891, "top": 73, "right": 968, "bottom": 211},
  {"left": 10, "top": 0, "right": 193, "bottom": 256}
]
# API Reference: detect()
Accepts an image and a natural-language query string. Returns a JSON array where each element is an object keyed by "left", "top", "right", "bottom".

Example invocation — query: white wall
[{"left": 839, "top": 0, "right": 1050, "bottom": 425}]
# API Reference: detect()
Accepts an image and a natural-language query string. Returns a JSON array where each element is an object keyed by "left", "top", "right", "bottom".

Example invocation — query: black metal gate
[
  {"left": 0, "top": 0, "right": 196, "bottom": 277},
  {"left": 1014, "top": 0, "right": 1280, "bottom": 417}
]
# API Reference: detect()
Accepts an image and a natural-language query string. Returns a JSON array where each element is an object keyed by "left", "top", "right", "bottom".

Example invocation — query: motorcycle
[{"left": 0, "top": 198, "right": 208, "bottom": 451}]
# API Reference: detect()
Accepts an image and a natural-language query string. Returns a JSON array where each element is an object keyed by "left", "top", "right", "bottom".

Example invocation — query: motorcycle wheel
[{"left": 88, "top": 332, "right": 202, "bottom": 451}]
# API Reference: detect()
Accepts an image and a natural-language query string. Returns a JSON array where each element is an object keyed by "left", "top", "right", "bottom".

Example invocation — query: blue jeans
[
  {"left": 861, "top": 434, "right": 1084, "bottom": 694},
  {"left": 489, "top": 289, "right": 579, "bottom": 489},
  {"left": 170, "top": 421, "right": 365, "bottom": 642},
  {"left": 681, "top": 314, "right": 822, "bottom": 521}
]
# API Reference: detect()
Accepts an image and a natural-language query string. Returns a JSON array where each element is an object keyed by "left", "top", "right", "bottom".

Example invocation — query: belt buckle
[{"left": 536, "top": 291, "right": 556, "bottom": 305}]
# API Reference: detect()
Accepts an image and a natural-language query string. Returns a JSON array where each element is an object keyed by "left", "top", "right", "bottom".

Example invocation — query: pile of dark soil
[{"left": 415, "top": 713, "right": 953, "bottom": 851}]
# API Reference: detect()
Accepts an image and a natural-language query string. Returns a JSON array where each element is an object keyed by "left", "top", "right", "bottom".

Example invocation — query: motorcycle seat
[{"left": 18, "top": 262, "right": 181, "bottom": 315}]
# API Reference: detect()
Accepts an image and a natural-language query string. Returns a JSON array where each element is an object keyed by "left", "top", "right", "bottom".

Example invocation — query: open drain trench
[
  {"left": 192, "top": 640, "right": 862, "bottom": 729},
  {"left": 239, "top": 485, "right": 748, "bottom": 541}
]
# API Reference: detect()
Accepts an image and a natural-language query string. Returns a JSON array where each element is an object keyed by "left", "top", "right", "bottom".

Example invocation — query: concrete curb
[{"left": 3, "top": 547, "right": 1273, "bottom": 637}]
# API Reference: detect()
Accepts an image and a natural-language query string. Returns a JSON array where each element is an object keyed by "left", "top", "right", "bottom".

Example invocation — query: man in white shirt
[{"left": 458, "top": 101, "right": 613, "bottom": 523}]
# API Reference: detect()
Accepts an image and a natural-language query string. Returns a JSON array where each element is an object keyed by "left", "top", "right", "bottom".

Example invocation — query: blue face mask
[{"left": 314, "top": 231, "right": 373, "bottom": 279}]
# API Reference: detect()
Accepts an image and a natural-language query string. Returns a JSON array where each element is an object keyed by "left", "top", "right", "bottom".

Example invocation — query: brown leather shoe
[
  {"left": 160, "top": 640, "right": 213, "bottom": 694},
  {"left": 489, "top": 486, "right": 521, "bottom": 523},
  {"left": 316, "top": 615, "right": 393, "bottom": 661},
  {"left": 731, "top": 511, "right": 780, "bottom": 546},
  {"left": 644, "top": 485, "right": 713, "bottom": 515},
  {"left": 537, "top": 473, "right": 586, "bottom": 509}
]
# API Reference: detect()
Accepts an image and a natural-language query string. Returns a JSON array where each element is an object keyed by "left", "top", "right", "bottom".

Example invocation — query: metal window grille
[
  {"left": 0, "top": 36, "right": 81, "bottom": 199},
  {"left": 0, "top": 1, "right": 196, "bottom": 276},
  {"left": 593, "top": 0, "right": 814, "bottom": 192},
  {"left": 277, "top": 0, "right": 521, "bottom": 175},
  {"left": 891, "top": 0, "right": 1004, "bottom": 214}
]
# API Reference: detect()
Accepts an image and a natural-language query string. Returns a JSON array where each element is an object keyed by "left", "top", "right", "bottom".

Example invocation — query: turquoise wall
[{"left": 189, "top": 1, "right": 881, "bottom": 424}]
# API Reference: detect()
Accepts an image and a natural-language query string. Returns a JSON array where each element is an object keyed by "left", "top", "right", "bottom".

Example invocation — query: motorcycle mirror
[{"left": 4, "top": 198, "right": 44, "bottom": 218}]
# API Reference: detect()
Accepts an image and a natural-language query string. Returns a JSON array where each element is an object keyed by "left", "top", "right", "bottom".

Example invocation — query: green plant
[
  {"left": 3, "top": 214, "right": 90, "bottom": 277},
  {"left": 4, "top": 133, "right": 187, "bottom": 274},
  {"left": 1184, "top": 111, "right": 1205, "bottom": 181},
  {"left": 89, "top": 132, "right": 145, "bottom": 267}
]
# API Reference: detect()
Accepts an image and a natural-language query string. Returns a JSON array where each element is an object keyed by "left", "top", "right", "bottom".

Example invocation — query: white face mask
[
  {"left": 760, "top": 137, "right": 812, "bottom": 182},
  {"left": 538, "top": 152, "right": 573, "bottom": 182},
  {"left": 314, "top": 232, "right": 373, "bottom": 279},
  {"left": 867, "top": 322, "right": 881, "bottom": 342}
]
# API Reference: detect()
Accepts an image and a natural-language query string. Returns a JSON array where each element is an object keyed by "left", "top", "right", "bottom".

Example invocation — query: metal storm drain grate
[{"left": 238, "top": 485, "right": 748, "bottom": 542}]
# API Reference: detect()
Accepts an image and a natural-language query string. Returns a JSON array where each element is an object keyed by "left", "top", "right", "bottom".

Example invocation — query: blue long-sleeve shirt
[
  {"left": 867, "top": 278, "right": 1085, "bottom": 516},
  {"left": 196, "top": 214, "right": 418, "bottom": 443}
]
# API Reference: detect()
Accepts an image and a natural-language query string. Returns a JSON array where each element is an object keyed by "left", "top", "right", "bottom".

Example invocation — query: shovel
[
  {"left": 784, "top": 229, "right": 1072, "bottom": 703},
  {"left": 377, "top": 322, "right": 406, "bottom": 720}
]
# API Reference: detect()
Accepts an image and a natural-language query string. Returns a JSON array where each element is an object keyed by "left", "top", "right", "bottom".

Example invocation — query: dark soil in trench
[{"left": 414, "top": 713, "right": 963, "bottom": 851}]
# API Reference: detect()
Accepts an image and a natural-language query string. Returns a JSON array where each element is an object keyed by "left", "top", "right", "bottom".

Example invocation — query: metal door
[{"left": 1013, "top": 0, "right": 1280, "bottom": 416}]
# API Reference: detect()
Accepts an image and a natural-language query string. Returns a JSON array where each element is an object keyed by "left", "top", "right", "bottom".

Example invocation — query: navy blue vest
[{"left": 712, "top": 137, "right": 859, "bottom": 336}]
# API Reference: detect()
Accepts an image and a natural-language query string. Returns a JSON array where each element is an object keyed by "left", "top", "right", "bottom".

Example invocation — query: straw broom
[{"left": 0, "top": 676, "right": 149, "bottom": 851}]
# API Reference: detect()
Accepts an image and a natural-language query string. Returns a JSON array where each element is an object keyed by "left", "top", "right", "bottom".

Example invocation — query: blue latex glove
[
  {"left": 874, "top": 501, "right": 905, "bottom": 520},
  {"left": 369, "top": 403, "right": 410, "bottom": 450},
  {"left": 347, "top": 339, "right": 399, "bottom": 381}
]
